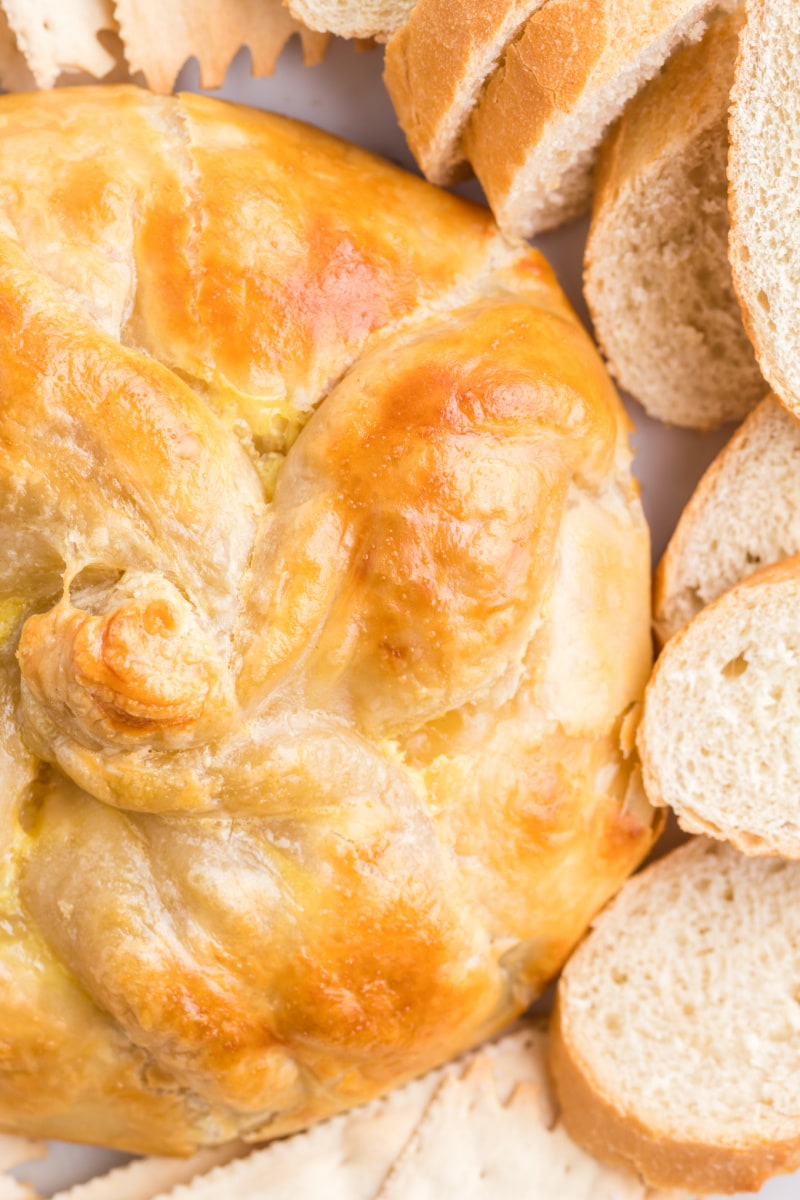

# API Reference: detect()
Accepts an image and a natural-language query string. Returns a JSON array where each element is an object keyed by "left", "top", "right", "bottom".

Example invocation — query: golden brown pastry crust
[{"left": 0, "top": 86, "right": 656, "bottom": 1154}]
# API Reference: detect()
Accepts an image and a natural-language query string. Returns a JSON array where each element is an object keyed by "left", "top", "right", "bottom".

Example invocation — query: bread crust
[
  {"left": 464, "top": 0, "right": 718, "bottom": 237},
  {"left": 0, "top": 86, "right": 657, "bottom": 1155},
  {"left": 285, "top": 0, "right": 411, "bottom": 39},
  {"left": 653, "top": 392, "right": 788, "bottom": 644},
  {"left": 585, "top": 8, "right": 762, "bottom": 431},
  {"left": 551, "top": 842, "right": 800, "bottom": 1194},
  {"left": 384, "top": 0, "right": 548, "bottom": 185},
  {"left": 640, "top": 555, "right": 800, "bottom": 856},
  {"left": 728, "top": 0, "right": 800, "bottom": 419},
  {"left": 551, "top": 996, "right": 800, "bottom": 1193},
  {"left": 591, "top": 9, "right": 743, "bottom": 222}
]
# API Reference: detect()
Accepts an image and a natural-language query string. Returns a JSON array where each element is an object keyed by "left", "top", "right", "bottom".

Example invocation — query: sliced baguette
[
  {"left": 285, "top": 0, "right": 414, "bottom": 39},
  {"left": 729, "top": 0, "right": 800, "bottom": 418},
  {"left": 655, "top": 394, "right": 800, "bottom": 642},
  {"left": 586, "top": 8, "right": 763, "bottom": 431},
  {"left": 552, "top": 837, "right": 800, "bottom": 1194},
  {"left": 384, "top": 0, "right": 549, "bottom": 185},
  {"left": 640, "top": 556, "right": 800, "bottom": 856},
  {"left": 463, "top": 0, "right": 723, "bottom": 238},
  {"left": 0, "top": 1179, "right": 38, "bottom": 1200}
]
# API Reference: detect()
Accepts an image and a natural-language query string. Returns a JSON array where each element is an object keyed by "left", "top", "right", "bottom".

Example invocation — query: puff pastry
[{"left": 0, "top": 86, "right": 657, "bottom": 1154}]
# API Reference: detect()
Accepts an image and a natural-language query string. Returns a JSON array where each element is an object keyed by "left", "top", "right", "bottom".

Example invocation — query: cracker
[
  {"left": 114, "top": 0, "right": 328, "bottom": 93},
  {"left": 0, "top": 1138, "right": 45, "bottom": 1173},
  {"left": 375, "top": 1053, "right": 676, "bottom": 1199},
  {"left": 0, "top": 8, "right": 36, "bottom": 89},
  {"left": 0, "top": 1176, "right": 38, "bottom": 1200},
  {"left": 1, "top": 0, "right": 117, "bottom": 88},
  {"left": 145, "top": 1070, "right": 446, "bottom": 1200},
  {"left": 50, "top": 1142, "right": 245, "bottom": 1200}
]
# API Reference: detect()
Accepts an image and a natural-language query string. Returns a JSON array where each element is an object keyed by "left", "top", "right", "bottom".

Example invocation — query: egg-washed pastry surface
[{"left": 0, "top": 86, "right": 657, "bottom": 1154}]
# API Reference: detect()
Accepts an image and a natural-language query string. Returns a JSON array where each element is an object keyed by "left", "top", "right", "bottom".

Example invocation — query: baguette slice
[
  {"left": 552, "top": 838, "right": 800, "bottom": 1194},
  {"left": 464, "top": 0, "right": 724, "bottom": 238},
  {"left": 640, "top": 556, "right": 800, "bottom": 856},
  {"left": 586, "top": 8, "right": 763, "bottom": 431},
  {"left": 655, "top": 394, "right": 800, "bottom": 642},
  {"left": 285, "top": 0, "right": 414, "bottom": 39},
  {"left": 384, "top": 0, "right": 549, "bottom": 185},
  {"left": 729, "top": 0, "right": 800, "bottom": 418}
]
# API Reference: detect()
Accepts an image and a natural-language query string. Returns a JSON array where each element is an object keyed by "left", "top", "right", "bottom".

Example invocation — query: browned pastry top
[{"left": 0, "top": 86, "right": 656, "bottom": 1153}]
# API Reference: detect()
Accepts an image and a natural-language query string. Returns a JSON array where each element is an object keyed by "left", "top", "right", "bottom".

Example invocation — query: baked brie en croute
[{"left": 0, "top": 86, "right": 657, "bottom": 1154}]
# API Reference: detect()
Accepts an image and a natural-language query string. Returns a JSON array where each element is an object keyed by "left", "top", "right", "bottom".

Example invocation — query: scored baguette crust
[
  {"left": 551, "top": 839, "right": 800, "bottom": 1194},
  {"left": 464, "top": 0, "right": 720, "bottom": 238},
  {"left": 586, "top": 7, "right": 763, "bottom": 431},
  {"left": 654, "top": 393, "right": 798, "bottom": 643},
  {"left": 384, "top": 0, "right": 549, "bottom": 186},
  {"left": 729, "top": 0, "right": 800, "bottom": 419},
  {"left": 640, "top": 555, "right": 800, "bottom": 856}
]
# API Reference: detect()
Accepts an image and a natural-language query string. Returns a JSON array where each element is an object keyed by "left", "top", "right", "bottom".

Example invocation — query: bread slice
[
  {"left": 285, "top": 0, "right": 415, "bottom": 39},
  {"left": 384, "top": 0, "right": 549, "bottom": 186},
  {"left": 655, "top": 394, "right": 800, "bottom": 642},
  {"left": 729, "top": 0, "right": 800, "bottom": 419},
  {"left": 463, "top": 0, "right": 724, "bottom": 238},
  {"left": 552, "top": 837, "right": 800, "bottom": 1194},
  {"left": 640, "top": 556, "right": 800, "bottom": 856},
  {"left": 585, "top": 8, "right": 763, "bottom": 431}
]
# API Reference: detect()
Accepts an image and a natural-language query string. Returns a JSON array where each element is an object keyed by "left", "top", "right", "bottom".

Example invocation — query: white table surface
[{"left": 11, "top": 32, "right": 800, "bottom": 1200}]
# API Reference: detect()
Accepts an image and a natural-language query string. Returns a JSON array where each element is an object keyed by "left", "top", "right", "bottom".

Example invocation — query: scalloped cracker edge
[
  {"left": 49, "top": 1142, "right": 246, "bottom": 1200},
  {"left": 114, "top": 0, "right": 329, "bottom": 93},
  {"left": 1, "top": 0, "right": 117, "bottom": 88},
  {"left": 375, "top": 1053, "right": 681, "bottom": 1199},
  {"left": 0, "top": 1176, "right": 39, "bottom": 1200},
  {"left": 48, "top": 1025, "right": 685, "bottom": 1200}
]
